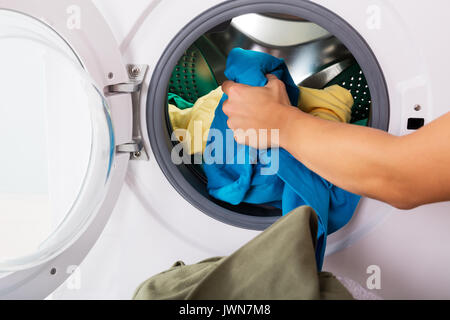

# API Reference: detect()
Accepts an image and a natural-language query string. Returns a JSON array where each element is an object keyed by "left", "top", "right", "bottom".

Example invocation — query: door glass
[{"left": 0, "top": 10, "right": 114, "bottom": 271}]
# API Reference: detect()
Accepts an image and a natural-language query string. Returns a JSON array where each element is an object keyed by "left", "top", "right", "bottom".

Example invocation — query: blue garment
[{"left": 203, "top": 48, "right": 360, "bottom": 269}]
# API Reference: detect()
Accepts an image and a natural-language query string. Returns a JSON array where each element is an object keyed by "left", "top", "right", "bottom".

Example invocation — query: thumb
[
  {"left": 265, "top": 74, "right": 280, "bottom": 87},
  {"left": 221, "top": 80, "right": 236, "bottom": 96}
]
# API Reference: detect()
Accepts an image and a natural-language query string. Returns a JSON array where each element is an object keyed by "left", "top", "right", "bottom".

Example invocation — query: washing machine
[{"left": 0, "top": 0, "right": 449, "bottom": 300}]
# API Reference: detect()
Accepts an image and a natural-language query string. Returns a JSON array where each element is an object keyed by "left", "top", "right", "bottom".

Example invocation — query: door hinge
[
  {"left": 116, "top": 141, "right": 145, "bottom": 160},
  {"left": 106, "top": 64, "right": 149, "bottom": 161}
]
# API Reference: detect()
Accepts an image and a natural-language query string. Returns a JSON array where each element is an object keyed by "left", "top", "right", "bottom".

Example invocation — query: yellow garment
[
  {"left": 169, "top": 87, "right": 223, "bottom": 155},
  {"left": 297, "top": 85, "right": 353, "bottom": 123},
  {"left": 169, "top": 85, "right": 353, "bottom": 155}
]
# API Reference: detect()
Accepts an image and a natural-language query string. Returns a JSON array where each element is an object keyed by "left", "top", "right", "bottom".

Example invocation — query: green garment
[
  {"left": 168, "top": 92, "right": 194, "bottom": 110},
  {"left": 133, "top": 206, "right": 353, "bottom": 300},
  {"left": 352, "top": 118, "right": 369, "bottom": 127}
]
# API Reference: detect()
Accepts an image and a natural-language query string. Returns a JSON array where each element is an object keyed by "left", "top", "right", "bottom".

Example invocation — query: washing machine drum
[
  {"left": 145, "top": 3, "right": 389, "bottom": 231},
  {"left": 0, "top": 0, "right": 390, "bottom": 299},
  {"left": 164, "top": 32, "right": 373, "bottom": 219}
]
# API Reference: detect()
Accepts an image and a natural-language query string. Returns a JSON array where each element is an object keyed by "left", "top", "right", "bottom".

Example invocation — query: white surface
[{"left": 315, "top": 0, "right": 450, "bottom": 299}]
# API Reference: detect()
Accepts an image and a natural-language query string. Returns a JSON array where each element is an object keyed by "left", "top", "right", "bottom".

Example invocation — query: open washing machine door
[{"left": 0, "top": 0, "right": 137, "bottom": 299}]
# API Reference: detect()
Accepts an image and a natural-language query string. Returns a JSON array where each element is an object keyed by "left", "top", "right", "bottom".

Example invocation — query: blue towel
[{"left": 203, "top": 48, "right": 360, "bottom": 269}]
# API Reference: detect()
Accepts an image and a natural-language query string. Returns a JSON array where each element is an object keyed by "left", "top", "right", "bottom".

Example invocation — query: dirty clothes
[
  {"left": 133, "top": 206, "right": 353, "bottom": 300},
  {"left": 169, "top": 85, "right": 353, "bottom": 155},
  {"left": 168, "top": 82, "right": 353, "bottom": 156},
  {"left": 168, "top": 92, "right": 194, "bottom": 110},
  {"left": 203, "top": 48, "right": 360, "bottom": 269},
  {"left": 298, "top": 85, "right": 353, "bottom": 123},
  {"left": 169, "top": 87, "right": 224, "bottom": 155}
]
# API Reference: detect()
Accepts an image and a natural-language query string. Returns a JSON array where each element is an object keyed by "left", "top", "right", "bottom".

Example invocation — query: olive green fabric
[{"left": 133, "top": 206, "right": 353, "bottom": 300}]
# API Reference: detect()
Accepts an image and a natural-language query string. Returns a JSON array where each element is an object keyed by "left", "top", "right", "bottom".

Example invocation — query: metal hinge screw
[{"left": 129, "top": 66, "right": 141, "bottom": 78}]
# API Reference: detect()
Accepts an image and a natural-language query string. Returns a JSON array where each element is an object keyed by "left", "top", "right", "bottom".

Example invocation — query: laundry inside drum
[{"left": 164, "top": 12, "right": 374, "bottom": 218}]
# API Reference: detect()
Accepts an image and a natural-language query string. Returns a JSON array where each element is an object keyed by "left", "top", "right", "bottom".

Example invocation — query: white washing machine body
[{"left": 0, "top": 0, "right": 449, "bottom": 300}]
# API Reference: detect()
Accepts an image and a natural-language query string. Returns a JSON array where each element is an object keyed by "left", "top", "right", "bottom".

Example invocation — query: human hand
[{"left": 221, "top": 74, "right": 296, "bottom": 149}]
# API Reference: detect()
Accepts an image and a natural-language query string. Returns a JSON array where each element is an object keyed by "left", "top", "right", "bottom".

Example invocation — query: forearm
[
  {"left": 279, "top": 107, "right": 413, "bottom": 208},
  {"left": 222, "top": 76, "right": 450, "bottom": 208}
]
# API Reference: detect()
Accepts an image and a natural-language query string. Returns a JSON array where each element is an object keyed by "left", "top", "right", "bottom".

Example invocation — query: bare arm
[
  {"left": 222, "top": 76, "right": 450, "bottom": 209},
  {"left": 281, "top": 109, "right": 450, "bottom": 209}
]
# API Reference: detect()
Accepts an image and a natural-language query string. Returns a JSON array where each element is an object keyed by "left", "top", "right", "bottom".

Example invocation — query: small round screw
[
  {"left": 107, "top": 72, "right": 114, "bottom": 80},
  {"left": 134, "top": 151, "right": 141, "bottom": 158},
  {"left": 130, "top": 66, "right": 140, "bottom": 77},
  {"left": 414, "top": 104, "right": 421, "bottom": 111},
  {"left": 50, "top": 268, "right": 57, "bottom": 275}
]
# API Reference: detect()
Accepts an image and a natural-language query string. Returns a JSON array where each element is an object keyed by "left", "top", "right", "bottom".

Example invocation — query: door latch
[{"left": 105, "top": 64, "right": 149, "bottom": 160}]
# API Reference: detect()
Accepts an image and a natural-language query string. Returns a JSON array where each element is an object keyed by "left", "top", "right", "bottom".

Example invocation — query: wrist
[{"left": 277, "top": 105, "right": 303, "bottom": 149}]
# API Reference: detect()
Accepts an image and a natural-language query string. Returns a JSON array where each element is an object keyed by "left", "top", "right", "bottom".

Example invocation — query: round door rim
[
  {"left": 146, "top": 0, "right": 390, "bottom": 230},
  {"left": 0, "top": 0, "right": 131, "bottom": 299}
]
